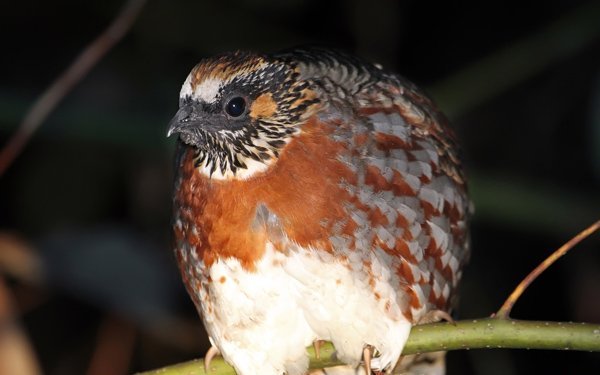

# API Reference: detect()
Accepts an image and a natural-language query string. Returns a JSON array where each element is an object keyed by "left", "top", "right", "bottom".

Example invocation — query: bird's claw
[
  {"left": 204, "top": 345, "right": 221, "bottom": 373},
  {"left": 417, "top": 309, "right": 455, "bottom": 325},
  {"left": 363, "top": 345, "right": 373, "bottom": 374},
  {"left": 313, "top": 340, "right": 325, "bottom": 359}
]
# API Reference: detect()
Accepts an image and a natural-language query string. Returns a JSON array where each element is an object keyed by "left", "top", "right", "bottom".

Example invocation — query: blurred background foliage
[{"left": 0, "top": 0, "right": 599, "bottom": 374}]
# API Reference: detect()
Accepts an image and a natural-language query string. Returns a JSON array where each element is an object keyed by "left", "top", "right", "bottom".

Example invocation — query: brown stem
[
  {"left": 495, "top": 220, "right": 600, "bottom": 319},
  {"left": 0, "top": 278, "right": 42, "bottom": 375},
  {"left": 86, "top": 315, "right": 136, "bottom": 375},
  {"left": 0, "top": 0, "right": 148, "bottom": 177}
]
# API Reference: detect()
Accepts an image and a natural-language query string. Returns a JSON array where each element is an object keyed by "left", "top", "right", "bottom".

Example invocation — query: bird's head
[{"left": 167, "top": 50, "right": 321, "bottom": 180}]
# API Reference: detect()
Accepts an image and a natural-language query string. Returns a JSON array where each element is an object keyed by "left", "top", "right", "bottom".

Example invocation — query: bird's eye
[{"left": 225, "top": 97, "right": 246, "bottom": 117}]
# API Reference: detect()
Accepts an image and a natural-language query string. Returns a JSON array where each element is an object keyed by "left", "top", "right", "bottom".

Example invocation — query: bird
[{"left": 167, "top": 47, "right": 470, "bottom": 375}]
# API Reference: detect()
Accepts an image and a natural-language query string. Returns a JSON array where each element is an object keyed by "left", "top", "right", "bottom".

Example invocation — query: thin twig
[
  {"left": 495, "top": 220, "right": 600, "bottom": 319},
  {"left": 0, "top": 0, "right": 148, "bottom": 177}
]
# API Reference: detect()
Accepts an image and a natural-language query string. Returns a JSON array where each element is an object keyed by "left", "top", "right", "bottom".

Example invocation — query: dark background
[{"left": 1, "top": 0, "right": 599, "bottom": 374}]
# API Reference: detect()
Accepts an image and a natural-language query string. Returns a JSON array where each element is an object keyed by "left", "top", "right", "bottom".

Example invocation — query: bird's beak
[{"left": 167, "top": 104, "right": 204, "bottom": 138}]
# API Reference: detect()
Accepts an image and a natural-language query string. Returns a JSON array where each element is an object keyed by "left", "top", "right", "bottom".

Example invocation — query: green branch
[
  {"left": 136, "top": 318, "right": 600, "bottom": 374},
  {"left": 407, "top": 318, "right": 600, "bottom": 352}
]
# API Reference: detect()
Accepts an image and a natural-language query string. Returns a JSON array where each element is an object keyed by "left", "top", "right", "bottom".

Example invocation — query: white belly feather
[{"left": 198, "top": 243, "right": 412, "bottom": 375}]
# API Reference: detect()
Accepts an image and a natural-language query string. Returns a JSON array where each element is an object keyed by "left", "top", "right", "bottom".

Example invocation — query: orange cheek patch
[{"left": 250, "top": 93, "right": 277, "bottom": 118}]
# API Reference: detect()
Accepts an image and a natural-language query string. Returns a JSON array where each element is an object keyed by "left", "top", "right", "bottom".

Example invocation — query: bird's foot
[
  {"left": 313, "top": 339, "right": 325, "bottom": 359},
  {"left": 203, "top": 345, "right": 221, "bottom": 373},
  {"left": 363, "top": 345, "right": 373, "bottom": 374},
  {"left": 417, "top": 309, "right": 455, "bottom": 325}
]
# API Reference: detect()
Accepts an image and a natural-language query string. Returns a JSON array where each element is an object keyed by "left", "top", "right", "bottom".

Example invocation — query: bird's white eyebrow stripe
[
  {"left": 180, "top": 75, "right": 224, "bottom": 104},
  {"left": 194, "top": 78, "right": 223, "bottom": 103},
  {"left": 179, "top": 73, "right": 195, "bottom": 99}
]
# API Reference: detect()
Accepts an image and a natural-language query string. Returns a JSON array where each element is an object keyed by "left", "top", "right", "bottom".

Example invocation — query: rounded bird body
[{"left": 169, "top": 47, "right": 470, "bottom": 375}]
